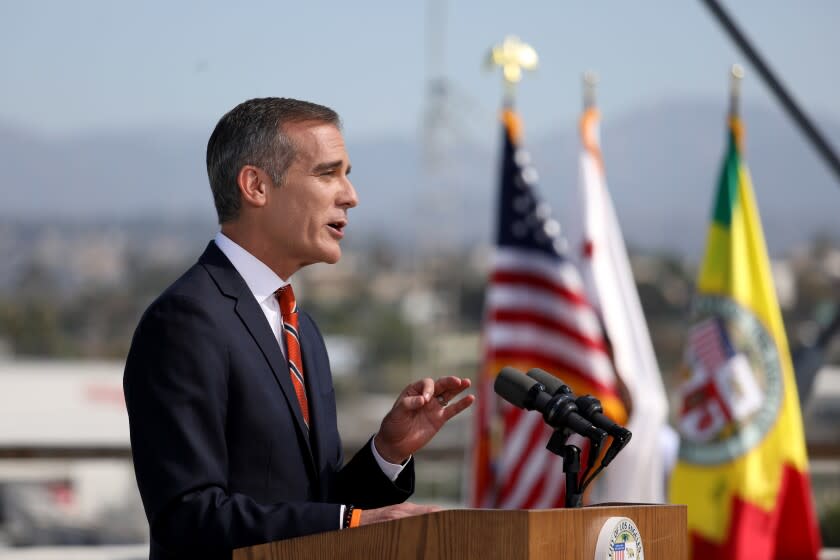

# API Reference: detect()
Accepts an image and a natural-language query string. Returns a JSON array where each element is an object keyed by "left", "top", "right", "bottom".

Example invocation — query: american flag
[
  {"left": 470, "top": 108, "right": 624, "bottom": 508},
  {"left": 688, "top": 317, "right": 733, "bottom": 377},
  {"left": 613, "top": 541, "right": 626, "bottom": 560}
]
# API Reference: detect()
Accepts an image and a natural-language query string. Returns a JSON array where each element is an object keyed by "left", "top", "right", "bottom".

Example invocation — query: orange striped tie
[{"left": 276, "top": 286, "right": 309, "bottom": 427}]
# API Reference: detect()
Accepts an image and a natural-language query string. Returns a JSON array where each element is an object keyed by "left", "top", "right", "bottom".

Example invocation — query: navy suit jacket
[{"left": 124, "top": 242, "right": 414, "bottom": 559}]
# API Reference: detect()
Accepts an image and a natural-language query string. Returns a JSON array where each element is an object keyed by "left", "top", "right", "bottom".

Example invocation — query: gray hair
[{"left": 206, "top": 97, "right": 341, "bottom": 223}]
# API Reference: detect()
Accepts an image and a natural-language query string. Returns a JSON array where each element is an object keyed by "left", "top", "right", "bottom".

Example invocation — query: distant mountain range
[{"left": 2, "top": 97, "right": 839, "bottom": 256}]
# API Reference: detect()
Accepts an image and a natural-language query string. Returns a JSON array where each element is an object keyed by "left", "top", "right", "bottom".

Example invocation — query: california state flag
[
  {"left": 669, "top": 112, "right": 821, "bottom": 558},
  {"left": 566, "top": 105, "right": 670, "bottom": 503}
]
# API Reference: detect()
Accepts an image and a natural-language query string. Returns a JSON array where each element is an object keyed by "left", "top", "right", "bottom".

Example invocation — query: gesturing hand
[{"left": 373, "top": 376, "right": 475, "bottom": 464}]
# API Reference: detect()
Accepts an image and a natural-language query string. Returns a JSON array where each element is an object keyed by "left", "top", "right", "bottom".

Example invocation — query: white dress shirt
[{"left": 213, "top": 232, "right": 406, "bottom": 524}]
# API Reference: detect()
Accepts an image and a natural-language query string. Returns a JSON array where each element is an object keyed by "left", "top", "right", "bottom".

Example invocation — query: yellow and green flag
[{"left": 669, "top": 114, "right": 821, "bottom": 558}]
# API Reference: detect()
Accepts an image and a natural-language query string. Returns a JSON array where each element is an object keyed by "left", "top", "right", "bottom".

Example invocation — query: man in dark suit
[{"left": 123, "top": 97, "right": 474, "bottom": 559}]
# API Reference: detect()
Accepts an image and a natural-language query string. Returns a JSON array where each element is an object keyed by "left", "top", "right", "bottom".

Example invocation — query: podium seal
[{"left": 594, "top": 516, "right": 643, "bottom": 560}]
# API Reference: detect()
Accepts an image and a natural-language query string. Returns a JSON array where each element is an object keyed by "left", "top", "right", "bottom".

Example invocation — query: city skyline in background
[{"left": 2, "top": 0, "right": 839, "bottom": 257}]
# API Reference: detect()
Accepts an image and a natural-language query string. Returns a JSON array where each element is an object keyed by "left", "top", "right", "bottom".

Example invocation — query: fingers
[
  {"left": 442, "top": 393, "right": 475, "bottom": 421},
  {"left": 358, "top": 502, "right": 441, "bottom": 526},
  {"left": 391, "top": 378, "right": 434, "bottom": 412},
  {"left": 432, "top": 376, "right": 471, "bottom": 406},
  {"left": 396, "top": 376, "right": 473, "bottom": 412},
  {"left": 405, "top": 502, "right": 442, "bottom": 515},
  {"left": 402, "top": 394, "right": 427, "bottom": 410},
  {"left": 433, "top": 376, "right": 470, "bottom": 394},
  {"left": 404, "top": 377, "right": 435, "bottom": 402}
]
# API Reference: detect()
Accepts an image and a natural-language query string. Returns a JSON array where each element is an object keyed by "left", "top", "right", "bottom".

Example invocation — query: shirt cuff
[
  {"left": 339, "top": 504, "right": 345, "bottom": 529},
  {"left": 370, "top": 435, "right": 409, "bottom": 482}
]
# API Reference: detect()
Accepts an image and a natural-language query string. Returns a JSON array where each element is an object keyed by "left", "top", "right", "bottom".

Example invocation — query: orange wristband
[{"left": 350, "top": 507, "right": 362, "bottom": 528}]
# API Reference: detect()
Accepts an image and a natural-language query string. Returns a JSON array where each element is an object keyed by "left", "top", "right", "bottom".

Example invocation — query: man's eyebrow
[{"left": 312, "top": 160, "right": 346, "bottom": 174}]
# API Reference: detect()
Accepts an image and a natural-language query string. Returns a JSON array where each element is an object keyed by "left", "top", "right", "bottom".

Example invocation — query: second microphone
[{"left": 493, "top": 366, "right": 607, "bottom": 443}]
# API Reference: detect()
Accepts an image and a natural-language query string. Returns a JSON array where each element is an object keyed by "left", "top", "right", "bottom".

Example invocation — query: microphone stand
[
  {"left": 546, "top": 422, "right": 622, "bottom": 508},
  {"left": 546, "top": 430, "right": 583, "bottom": 508}
]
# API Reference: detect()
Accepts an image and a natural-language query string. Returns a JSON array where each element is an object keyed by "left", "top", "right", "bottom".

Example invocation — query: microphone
[
  {"left": 494, "top": 366, "right": 545, "bottom": 409},
  {"left": 526, "top": 368, "right": 632, "bottom": 467},
  {"left": 494, "top": 367, "right": 607, "bottom": 443},
  {"left": 574, "top": 395, "right": 632, "bottom": 439},
  {"left": 526, "top": 368, "right": 573, "bottom": 396},
  {"left": 575, "top": 395, "right": 632, "bottom": 466}
]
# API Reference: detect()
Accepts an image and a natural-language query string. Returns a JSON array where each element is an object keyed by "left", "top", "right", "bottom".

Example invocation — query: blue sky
[{"left": 1, "top": 1, "right": 839, "bottom": 142}]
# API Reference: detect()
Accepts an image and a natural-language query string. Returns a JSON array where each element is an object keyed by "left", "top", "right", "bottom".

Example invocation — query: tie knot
[{"left": 275, "top": 285, "right": 297, "bottom": 316}]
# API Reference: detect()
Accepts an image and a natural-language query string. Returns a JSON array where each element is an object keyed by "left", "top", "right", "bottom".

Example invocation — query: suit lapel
[{"left": 199, "top": 242, "right": 317, "bottom": 476}]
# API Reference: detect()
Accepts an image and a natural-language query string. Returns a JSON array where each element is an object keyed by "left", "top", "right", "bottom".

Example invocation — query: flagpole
[
  {"left": 479, "top": 36, "right": 540, "bottom": 505},
  {"left": 583, "top": 71, "right": 598, "bottom": 110},
  {"left": 701, "top": 0, "right": 840, "bottom": 185},
  {"left": 729, "top": 64, "right": 744, "bottom": 118}
]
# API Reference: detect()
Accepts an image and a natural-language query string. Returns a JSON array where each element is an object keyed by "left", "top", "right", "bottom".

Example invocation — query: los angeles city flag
[{"left": 669, "top": 113, "right": 821, "bottom": 558}]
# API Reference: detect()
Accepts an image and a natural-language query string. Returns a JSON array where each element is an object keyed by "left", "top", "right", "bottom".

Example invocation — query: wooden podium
[{"left": 234, "top": 504, "right": 686, "bottom": 559}]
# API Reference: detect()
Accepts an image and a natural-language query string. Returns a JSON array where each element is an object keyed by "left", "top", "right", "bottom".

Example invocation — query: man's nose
[{"left": 340, "top": 178, "right": 358, "bottom": 209}]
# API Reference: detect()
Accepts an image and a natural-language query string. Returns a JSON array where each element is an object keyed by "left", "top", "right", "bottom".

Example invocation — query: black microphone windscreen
[
  {"left": 526, "top": 368, "right": 570, "bottom": 396},
  {"left": 494, "top": 367, "right": 540, "bottom": 409}
]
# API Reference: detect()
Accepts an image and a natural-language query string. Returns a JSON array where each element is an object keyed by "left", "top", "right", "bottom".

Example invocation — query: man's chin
[
  {"left": 299, "top": 245, "right": 342, "bottom": 268},
  {"left": 320, "top": 247, "right": 342, "bottom": 265}
]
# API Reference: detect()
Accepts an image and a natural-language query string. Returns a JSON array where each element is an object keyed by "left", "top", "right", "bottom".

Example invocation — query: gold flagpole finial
[
  {"left": 583, "top": 71, "right": 599, "bottom": 110},
  {"left": 485, "top": 36, "right": 538, "bottom": 103},
  {"left": 729, "top": 64, "right": 744, "bottom": 117}
]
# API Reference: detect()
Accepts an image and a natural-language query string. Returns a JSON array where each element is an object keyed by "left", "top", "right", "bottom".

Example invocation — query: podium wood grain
[{"left": 234, "top": 504, "right": 687, "bottom": 560}]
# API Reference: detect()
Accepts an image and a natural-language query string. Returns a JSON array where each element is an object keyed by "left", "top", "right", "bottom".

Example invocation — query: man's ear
[{"left": 237, "top": 165, "right": 270, "bottom": 208}]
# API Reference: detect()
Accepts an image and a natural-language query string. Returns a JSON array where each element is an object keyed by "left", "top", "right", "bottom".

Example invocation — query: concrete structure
[{"left": 0, "top": 360, "right": 145, "bottom": 547}]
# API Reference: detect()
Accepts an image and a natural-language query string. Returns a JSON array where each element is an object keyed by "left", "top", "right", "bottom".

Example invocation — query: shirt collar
[{"left": 214, "top": 231, "right": 289, "bottom": 303}]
